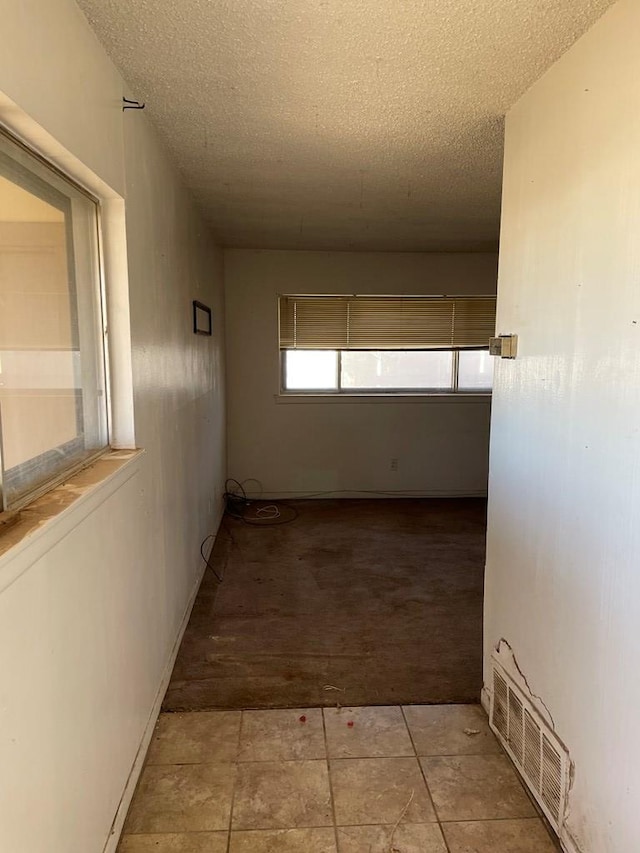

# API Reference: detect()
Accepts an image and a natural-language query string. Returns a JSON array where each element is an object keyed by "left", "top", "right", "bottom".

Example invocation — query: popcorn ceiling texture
[{"left": 77, "top": 0, "right": 614, "bottom": 251}]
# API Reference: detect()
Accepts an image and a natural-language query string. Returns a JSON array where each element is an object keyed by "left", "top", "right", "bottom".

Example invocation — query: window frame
[
  {"left": 0, "top": 128, "right": 111, "bottom": 514},
  {"left": 278, "top": 292, "right": 496, "bottom": 398},
  {"left": 280, "top": 346, "right": 493, "bottom": 396}
]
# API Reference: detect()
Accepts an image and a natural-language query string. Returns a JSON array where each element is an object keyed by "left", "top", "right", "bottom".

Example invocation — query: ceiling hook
[{"left": 122, "top": 97, "right": 145, "bottom": 111}]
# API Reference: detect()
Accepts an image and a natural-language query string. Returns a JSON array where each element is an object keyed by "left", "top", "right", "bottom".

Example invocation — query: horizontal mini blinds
[{"left": 279, "top": 295, "right": 496, "bottom": 350}]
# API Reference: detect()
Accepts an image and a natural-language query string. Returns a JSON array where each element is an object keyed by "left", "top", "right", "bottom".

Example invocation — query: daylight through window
[
  {"left": 0, "top": 130, "right": 108, "bottom": 510},
  {"left": 279, "top": 295, "right": 496, "bottom": 394}
]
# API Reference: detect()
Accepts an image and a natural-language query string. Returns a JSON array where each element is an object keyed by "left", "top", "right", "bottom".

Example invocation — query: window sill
[
  {"left": 0, "top": 448, "right": 143, "bottom": 594},
  {"left": 275, "top": 392, "right": 492, "bottom": 404}
]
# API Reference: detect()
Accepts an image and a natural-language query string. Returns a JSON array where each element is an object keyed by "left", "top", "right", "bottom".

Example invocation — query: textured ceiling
[{"left": 77, "top": 0, "right": 614, "bottom": 251}]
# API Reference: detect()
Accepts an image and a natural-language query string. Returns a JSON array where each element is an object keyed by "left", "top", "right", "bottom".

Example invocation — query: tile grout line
[
  {"left": 400, "top": 705, "right": 452, "bottom": 853},
  {"left": 225, "top": 710, "right": 245, "bottom": 853},
  {"left": 124, "top": 706, "right": 553, "bottom": 849},
  {"left": 438, "top": 816, "right": 551, "bottom": 824},
  {"left": 145, "top": 748, "right": 508, "bottom": 767},
  {"left": 321, "top": 707, "right": 341, "bottom": 853},
  {"left": 120, "top": 814, "right": 551, "bottom": 836}
]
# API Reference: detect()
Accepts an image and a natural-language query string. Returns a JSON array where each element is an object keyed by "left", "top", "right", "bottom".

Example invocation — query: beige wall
[
  {"left": 225, "top": 249, "right": 497, "bottom": 497},
  {"left": 484, "top": 1, "right": 640, "bottom": 851},
  {"left": 0, "top": 3, "right": 225, "bottom": 853}
]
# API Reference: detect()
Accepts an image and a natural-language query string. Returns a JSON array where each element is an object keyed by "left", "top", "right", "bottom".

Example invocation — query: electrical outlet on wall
[{"left": 390, "top": 458, "right": 399, "bottom": 471}]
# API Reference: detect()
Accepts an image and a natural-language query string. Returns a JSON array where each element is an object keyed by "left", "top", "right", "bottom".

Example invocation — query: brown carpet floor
[{"left": 163, "top": 498, "right": 486, "bottom": 711}]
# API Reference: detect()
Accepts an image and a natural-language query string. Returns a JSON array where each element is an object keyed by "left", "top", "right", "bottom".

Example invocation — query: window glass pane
[
  {"left": 0, "top": 133, "right": 107, "bottom": 507},
  {"left": 458, "top": 349, "right": 494, "bottom": 390},
  {"left": 284, "top": 350, "right": 338, "bottom": 390},
  {"left": 341, "top": 350, "right": 453, "bottom": 390}
]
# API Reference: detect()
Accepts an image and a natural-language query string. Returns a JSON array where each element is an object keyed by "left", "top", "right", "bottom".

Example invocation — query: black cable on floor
[
  {"left": 224, "top": 478, "right": 299, "bottom": 526},
  {"left": 200, "top": 533, "right": 223, "bottom": 583}
]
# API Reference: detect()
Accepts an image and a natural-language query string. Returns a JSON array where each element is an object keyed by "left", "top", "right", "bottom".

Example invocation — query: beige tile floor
[{"left": 118, "top": 704, "right": 560, "bottom": 853}]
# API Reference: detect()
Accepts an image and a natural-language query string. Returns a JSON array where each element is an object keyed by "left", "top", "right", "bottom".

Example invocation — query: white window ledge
[
  {"left": 0, "top": 449, "right": 143, "bottom": 594},
  {"left": 275, "top": 393, "right": 492, "bottom": 404}
]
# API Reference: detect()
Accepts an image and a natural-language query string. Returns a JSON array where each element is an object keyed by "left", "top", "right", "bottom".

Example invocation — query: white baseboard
[
  {"left": 559, "top": 828, "right": 584, "bottom": 853},
  {"left": 101, "top": 514, "right": 220, "bottom": 853},
  {"left": 480, "top": 684, "right": 491, "bottom": 715},
  {"left": 244, "top": 489, "right": 488, "bottom": 500}
]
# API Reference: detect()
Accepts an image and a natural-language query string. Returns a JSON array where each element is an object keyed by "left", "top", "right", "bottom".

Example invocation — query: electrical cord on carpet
[
  {"left": 223, "top": 478, "right": 299, "bottom": 526},
  {"left": 199, "top": 479, "right": 300, "bottom": 583},
  {"left": 202, "top": 476, "right": 440, "bottom": 582},
  {"left": 199, "top": 515, "right": 244, "bottom": 584},
  {"left": 199, "top": 533, "right": 224, "bottom": 583}
]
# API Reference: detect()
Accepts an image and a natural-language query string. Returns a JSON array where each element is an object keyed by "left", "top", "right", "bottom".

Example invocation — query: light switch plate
[{"left": 489, "top": 334, "right": 518, "bottom": 358}]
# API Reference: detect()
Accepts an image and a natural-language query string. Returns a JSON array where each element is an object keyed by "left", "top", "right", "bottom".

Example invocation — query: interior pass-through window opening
[{"left": 0, "top": 130, "right": 108, "bottom": 511}]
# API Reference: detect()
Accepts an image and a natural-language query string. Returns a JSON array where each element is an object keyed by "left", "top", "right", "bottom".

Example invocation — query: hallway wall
[
  {"left": 0, "top": 2, "right": 226, "bottom": 852},
  {"left": 225, "top": 249, "right": 497, "bottom": 497},
  {"left": 484, "top": 1, "right": 640, "bottom": 851}
]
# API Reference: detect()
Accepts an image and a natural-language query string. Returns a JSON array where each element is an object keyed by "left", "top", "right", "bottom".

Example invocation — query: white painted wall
[
  {"left": 0, "top": 0, "right": 125, "bottom": 196},
  {"left": 225, "top": 249, "right": 497, "bottom": 497},
  {"left": 0, "top": 2, "right": 225, "bottom": 852},
  {"left": 484, "top": 2, "right": 640, "bottom": 851}
]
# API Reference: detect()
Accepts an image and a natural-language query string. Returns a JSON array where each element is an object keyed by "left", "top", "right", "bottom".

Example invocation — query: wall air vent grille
[{"left": 490, "top": 659, "right": 569, "bottom": 832}]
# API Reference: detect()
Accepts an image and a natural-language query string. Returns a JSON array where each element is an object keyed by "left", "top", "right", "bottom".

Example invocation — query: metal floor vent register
[{"left": 490, "top": 659, "right": 570, "bottom": 832}]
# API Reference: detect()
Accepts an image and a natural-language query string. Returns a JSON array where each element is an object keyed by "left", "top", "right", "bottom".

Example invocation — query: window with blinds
[
  {"left": 278, "top": 294, "right": 496, "bottom": 394},
  {"left": 279, "top": 295, "right": 496, "bottom": 351}
]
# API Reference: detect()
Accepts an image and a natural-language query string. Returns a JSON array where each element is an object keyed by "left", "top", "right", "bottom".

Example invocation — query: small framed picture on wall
[{"left": 193, "top": 300, "right": 212, "bottom": 336}]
